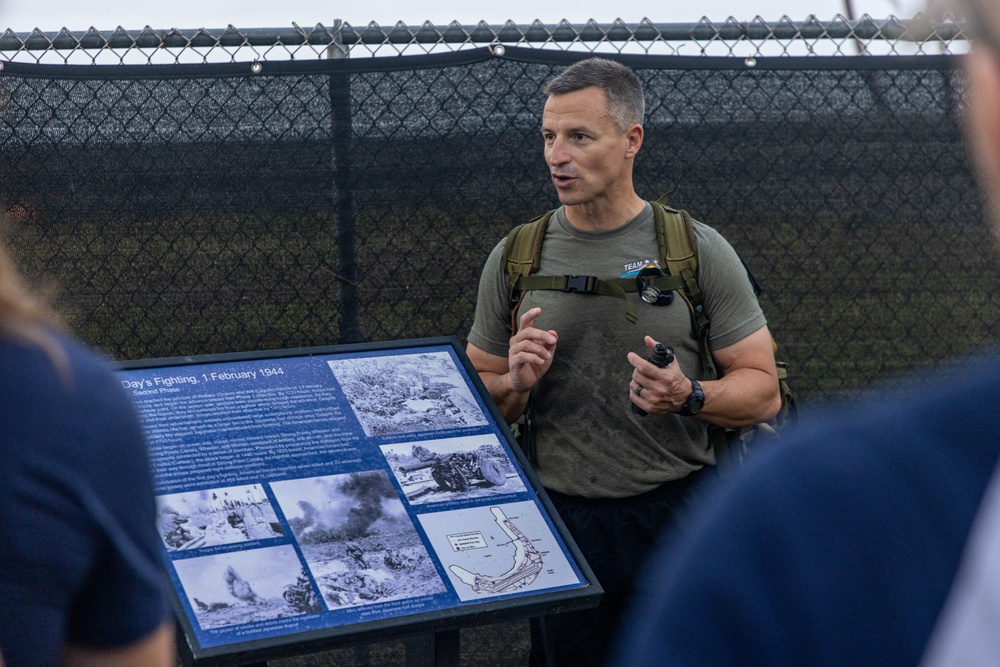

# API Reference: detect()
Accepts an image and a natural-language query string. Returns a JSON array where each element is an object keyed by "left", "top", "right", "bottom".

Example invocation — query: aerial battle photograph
[{"left": 327, "top": 351, "right": 488, "bottom": 437}]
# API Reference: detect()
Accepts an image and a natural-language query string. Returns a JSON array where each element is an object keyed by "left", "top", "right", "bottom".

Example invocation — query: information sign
[{"left": 117, "top": 337, "right": 601, "bottom": 666}]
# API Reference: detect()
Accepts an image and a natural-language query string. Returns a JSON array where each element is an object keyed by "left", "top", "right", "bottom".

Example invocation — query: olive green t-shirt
[{"left": 468, "top": 204, "right": 766, "bottom": 498}]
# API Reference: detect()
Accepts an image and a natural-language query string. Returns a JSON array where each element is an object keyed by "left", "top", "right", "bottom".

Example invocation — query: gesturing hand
[
  {"left": 508, "top": 307, "right": 558, "bottom": 393},
  {"left": 627, "top": 335, "right": 691, "bottom": 415}
]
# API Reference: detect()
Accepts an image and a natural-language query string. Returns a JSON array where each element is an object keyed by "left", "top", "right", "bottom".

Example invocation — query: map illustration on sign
[
  {"left": 418, "top": 501, "right": 583, "bottom": 602},
  {"left": 448, "top": 506, "right": 542, "bottom": 594}
]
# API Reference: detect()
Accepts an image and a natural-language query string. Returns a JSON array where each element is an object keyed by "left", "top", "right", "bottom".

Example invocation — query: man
[
  {"left": 611, "top": 4, "right": 1000, "bottom": 664},
  {"left": 466, "top": 57, "right": 780, "bottom": 666}
]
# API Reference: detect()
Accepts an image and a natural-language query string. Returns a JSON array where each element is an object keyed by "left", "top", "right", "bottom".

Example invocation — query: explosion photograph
[
  {"left": 270, "top": 470, "right": 446, "bottom": 609},
  {"left": 173, "top": 545, "right": 322, "bottom": 629}
]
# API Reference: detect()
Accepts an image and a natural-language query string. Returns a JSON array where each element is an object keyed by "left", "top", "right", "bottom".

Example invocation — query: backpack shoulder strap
[
  {"left": 653, "top": 199, "right": 736, "bottom": 471},
  {"left": 653, "top": 200, "right": 697, "bottom": 278},
  {"left": 503, "top": 210, "right": 554, "bottom": 333},
  {"left": 652, "top": 200, "right": 716, "bottom": 379}
]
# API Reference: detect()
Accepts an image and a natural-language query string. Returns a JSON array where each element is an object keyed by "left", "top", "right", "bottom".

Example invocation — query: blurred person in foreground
[
  {"left": 0, "top": 233, "right": 175, "bottom": 665},
  {"left": 611, "top": 2, "right": 1000, "bottom": 664}
]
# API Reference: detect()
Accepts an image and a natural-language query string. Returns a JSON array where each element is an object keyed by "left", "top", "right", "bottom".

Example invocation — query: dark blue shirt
[
  {"left": 0, "top": 331, "right": 171, "bottom": 666},
  {"left": 613, "top": 353, "right": 1000, "bottom": 666}
]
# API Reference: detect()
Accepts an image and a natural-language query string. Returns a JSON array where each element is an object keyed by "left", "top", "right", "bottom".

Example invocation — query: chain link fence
[
  {"left": 0, "top": 19, "right": 994, "bottom": 662},
  {"left": 2, "top": 16, "right": 987, "bottom": 392},
  {"left": 0, "top": 15, "right": 967, "bottom": 64}
]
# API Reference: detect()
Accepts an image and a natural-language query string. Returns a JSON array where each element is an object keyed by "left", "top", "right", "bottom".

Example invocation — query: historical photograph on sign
[
  {"left": 327, "top": 351, "right": 488, "bottom": 437},
  {"left": 418, "top": 501, "right": 583, "bottom": 602},
  {"left": 381, "top": 434, "right": 525, "bottom": 505},
  {"left": 270, "top": 470, "right": 447, "bottom": 609},
  {"left": 157, "top": 484, "right": 285, "bottom": 551},
  {"left": 172, "top": 545, "right": 322, "bottom": 629}
]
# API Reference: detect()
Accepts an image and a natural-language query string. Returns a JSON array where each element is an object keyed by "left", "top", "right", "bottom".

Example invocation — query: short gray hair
[{"left": 544, "top": 58, "right": 645, "bottom": 132}]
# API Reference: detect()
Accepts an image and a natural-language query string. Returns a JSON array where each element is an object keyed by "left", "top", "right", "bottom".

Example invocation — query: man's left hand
[{"left": 627, "top": 335, "right": 694, "bottom": 415}]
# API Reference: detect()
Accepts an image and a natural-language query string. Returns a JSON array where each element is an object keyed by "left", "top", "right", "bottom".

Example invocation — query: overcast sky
[{"left": 0, "top": 0, "right": 926, "bottom": 33}]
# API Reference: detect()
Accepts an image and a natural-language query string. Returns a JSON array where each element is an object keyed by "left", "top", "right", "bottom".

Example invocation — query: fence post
[{"left": 329, "top": 19, "right": 361, "bottom": 344}]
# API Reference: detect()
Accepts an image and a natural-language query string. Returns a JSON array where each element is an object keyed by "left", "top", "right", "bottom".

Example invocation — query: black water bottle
[{"left": 631, "top": 343, "right": 674, "bottom": 416}]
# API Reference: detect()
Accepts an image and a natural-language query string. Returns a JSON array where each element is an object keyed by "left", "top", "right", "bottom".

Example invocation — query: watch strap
[{"left": 679, "top": 378, "right": 704, "bottom": 416}]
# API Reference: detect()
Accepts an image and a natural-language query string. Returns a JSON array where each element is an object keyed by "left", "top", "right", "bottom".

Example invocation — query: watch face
[{"left": 682, "top": 381, "right": 704, "bottom": 415}]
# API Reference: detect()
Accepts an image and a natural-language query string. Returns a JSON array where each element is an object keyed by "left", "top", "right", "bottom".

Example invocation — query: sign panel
[{"left": 117, "top": 337, "right": 600, "bottom": 665}]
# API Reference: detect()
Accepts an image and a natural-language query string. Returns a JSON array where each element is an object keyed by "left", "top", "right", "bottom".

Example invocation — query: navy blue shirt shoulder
[
  {"left": 613, "top": 353, "right": 1000, "bottom": 667},
  {"left": 0, "top": 331, "right": 171, "bottom": 666}
]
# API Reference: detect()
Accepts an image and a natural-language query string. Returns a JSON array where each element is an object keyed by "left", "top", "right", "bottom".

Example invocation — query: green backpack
[{"left": 502, "top": 199, "right": 796, "bottom": 475}]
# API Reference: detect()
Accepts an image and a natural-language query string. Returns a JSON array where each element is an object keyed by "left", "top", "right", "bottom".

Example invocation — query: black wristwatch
[{"left": 678, "top": 379, "right": 705, "bottom": 416}]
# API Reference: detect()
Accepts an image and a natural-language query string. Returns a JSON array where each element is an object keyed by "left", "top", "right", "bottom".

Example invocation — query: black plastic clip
[{"left": 564, "top": 275, "right": 598, "bottom": 293}]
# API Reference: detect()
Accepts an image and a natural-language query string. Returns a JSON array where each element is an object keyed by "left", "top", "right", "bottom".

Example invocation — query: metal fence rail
[{"left": 0, "top": 15, "right": 969, "bottom": 65}]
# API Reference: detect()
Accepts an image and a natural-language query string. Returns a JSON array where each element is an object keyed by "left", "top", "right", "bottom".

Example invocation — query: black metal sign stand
[{"left": 244, "top": 629, "right": 459, "bottom": 667}]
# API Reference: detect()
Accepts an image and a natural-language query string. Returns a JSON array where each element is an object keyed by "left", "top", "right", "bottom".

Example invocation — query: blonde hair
[{"left": 0, "top": 224, "right": 69, "bottom": 375}]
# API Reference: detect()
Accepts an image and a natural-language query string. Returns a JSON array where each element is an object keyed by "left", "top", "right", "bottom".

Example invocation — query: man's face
[
  {"left": 541, "top": 86, "right": 640, "bottom": 207},
  {"left": 965, "top": 44, "right": 1000, "bottom": 238}
]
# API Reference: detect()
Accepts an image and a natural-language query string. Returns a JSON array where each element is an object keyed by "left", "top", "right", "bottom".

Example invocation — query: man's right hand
[
  {"left": 466, "top": 307, "right": 558, "bottom": 424},
  {"left": 507, "top": 307, "right": 558, "bottom": 393}
]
